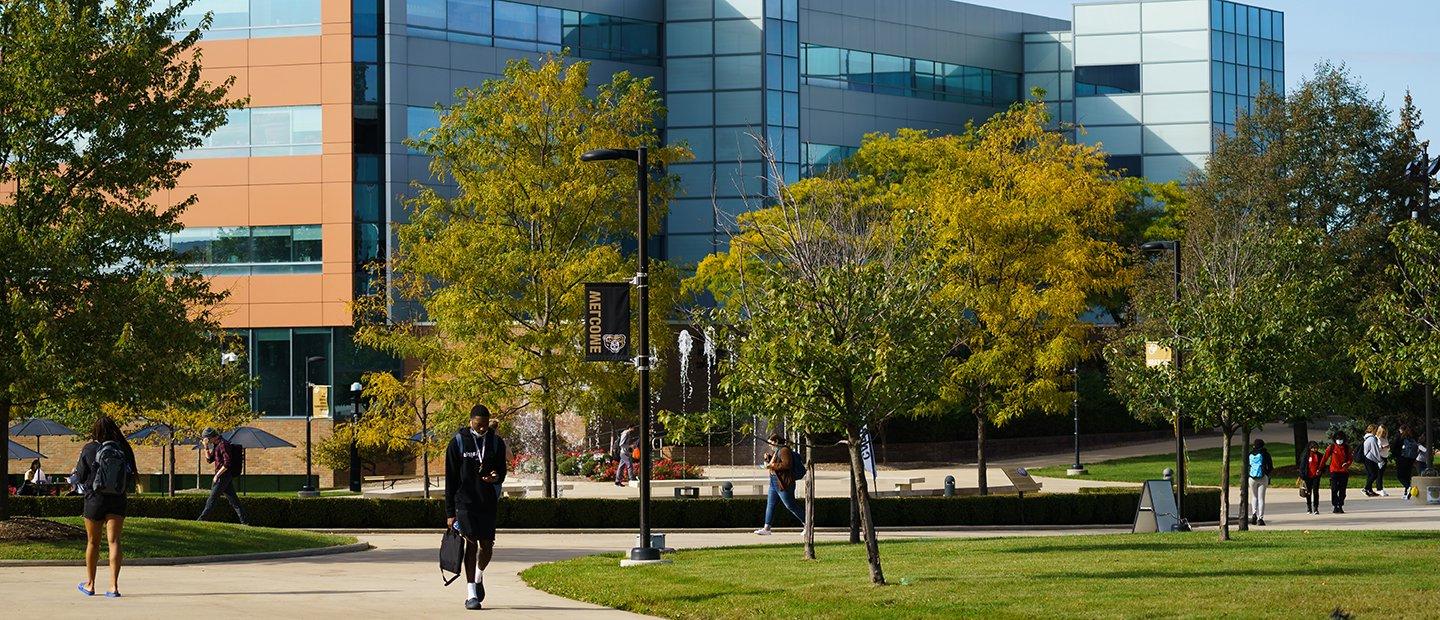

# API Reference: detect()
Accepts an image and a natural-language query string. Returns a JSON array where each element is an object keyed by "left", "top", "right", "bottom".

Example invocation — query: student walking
[
  {"left": 1301, "top": 441, "right": 1324, "bottom": 515},
  {"left": 1374, "top": 425, "right": 1391, "bottom": 496},
  {"left": 615, "top": 426, "right": 636, "bottom": 487},
  {"left": 445, "top": 405, "right": 508, "bottom": 611},
  {"left": 74, "top": 415, "right": 138, "bottom": 598},
  {"left": 1396, "top": 426, "right": 1419, "bottom": 499},
  {"left": 1321, "top": 432, "right": 1354, "bottom": 514},
  {"left": 1247, "top": 439, "right": 1274, "bottom": 525},
  {"left": 195, "top": 428, "right": 249, "bottom": 525},
  {"left": 754, "top": 434, "right": 805, "bottom": 536},
  {"left": 1362, "top": 425, "right": 1384, "bottom": 497}
]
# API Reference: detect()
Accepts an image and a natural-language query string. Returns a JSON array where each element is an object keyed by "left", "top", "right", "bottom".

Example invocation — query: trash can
[{"left": 1412, "top": 476, "right": 1440, "bottom": 506}]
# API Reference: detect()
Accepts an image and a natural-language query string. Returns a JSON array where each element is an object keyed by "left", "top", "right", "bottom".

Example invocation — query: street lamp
[
  {"left": 349, "top": 381, "right": 364, "bottom": 493},
  {"left": 299, "top": 355, "right": 326, "bottom": 497},
  {"left": 579, "top": 145, "right": 661, "bottom": 563},
  {"left": 1140, "top": 239, "right": 1188, "bottom": 529},
  {"left": 1067, "top": 364, "right": 1086, "bottom": 476}
]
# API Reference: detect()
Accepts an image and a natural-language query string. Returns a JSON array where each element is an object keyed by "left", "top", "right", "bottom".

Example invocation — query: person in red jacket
[
  {"left": 1301, "top": 441, "right": 1324, "bottom": 515},
  {"left": 1320, "top": 433, "right": 1355, "bottom": 514}
]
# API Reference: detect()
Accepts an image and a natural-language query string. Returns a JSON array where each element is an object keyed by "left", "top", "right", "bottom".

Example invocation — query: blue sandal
[
  {"left": 104, "top": 591, "right": 122, "bottom": 598},
  {"left": 77, "top": 583, "right": 94, "bottom": 596}
]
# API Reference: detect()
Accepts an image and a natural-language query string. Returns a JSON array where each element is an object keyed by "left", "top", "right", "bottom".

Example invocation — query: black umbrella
[
  {"left": 126, "top": 424, "right": 176, "bottom": 443},
  {"left": 8, "top": 439, "right": 45, "bottom": 461},
  {"left": 10, "top": 418, "right": 76, "bottom": 455}
]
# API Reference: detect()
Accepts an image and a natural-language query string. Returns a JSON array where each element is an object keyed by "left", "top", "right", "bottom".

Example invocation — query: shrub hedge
[{"left": 8, "top": 489, "right": 1219, "bottom": 529}]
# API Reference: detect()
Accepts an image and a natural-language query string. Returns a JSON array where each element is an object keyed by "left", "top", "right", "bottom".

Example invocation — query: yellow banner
[
  {"left": 312, "top": 385, "right": 330, "bottom": 418},
  {"left": 1145, "top": 341, "right": 1172, "bottom": 368}
]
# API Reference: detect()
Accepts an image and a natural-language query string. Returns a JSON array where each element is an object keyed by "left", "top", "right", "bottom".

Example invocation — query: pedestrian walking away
[
  {"left": 1300, "top": 441, "right": 1324, "bottom": 515},
  {"left": 1362, "top": 425, "right": 1384, "bottom": 497},
  {"left": 1374, "top": 425, "right": 1391, "bottom": 496},
  {"left": 1247, "top": 439, "right": 1274, "bottom": 525},
  {"left": 74, "top": 415, "right": 138, "bottom": 598},
  {"left": 445, "top": 404, "right": 508, "bottom": 611},
  {"left": 1396, "top": 426, "right": 1419, "bottom": 499},
  {"left": 615, "top": 426, "right": 636, "bottom": 487},
  {"left": 195, "top": 428, "right": 249, "bottom": 525},
  {"left": 1321, "top": 432, "right": 1354, "bottom": 514},
  {"left": 754, "top": 434, "right": 805, "bottom": 536}
]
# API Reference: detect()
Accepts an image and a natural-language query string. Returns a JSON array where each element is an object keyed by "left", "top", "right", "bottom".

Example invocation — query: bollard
[
  {"left": 1162, "top": 467, "right": 1174, "bottom": 482},
  {"left": 944, "top": 475, "right": 955, "bottom": 497},
  {"left": 721, "top": 481, "right": 733, "bottom": 499}
]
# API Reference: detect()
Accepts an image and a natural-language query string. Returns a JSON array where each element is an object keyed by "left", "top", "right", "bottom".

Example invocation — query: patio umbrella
[
  {"left": 10, "top": 418, "right": 76, "bottom": 455},
  {"left": 8, "top": 439, "right": 46, "bottom": 461}
]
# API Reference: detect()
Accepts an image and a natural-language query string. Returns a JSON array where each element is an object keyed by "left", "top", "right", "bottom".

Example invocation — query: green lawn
[
  {"left": 522, "top": 531, "right": 1440, "bottom": 619},
  {"left": 0, "top": 517, "right": 356, "bottom": 561},
  {"left": 1032, "top": 443, "right": 1377, "bottom": 488}
]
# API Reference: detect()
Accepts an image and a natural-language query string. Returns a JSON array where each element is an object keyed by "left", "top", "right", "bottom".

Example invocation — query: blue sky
[{"left": 976, "top": 0, "right": 1440, "bottom": 149}]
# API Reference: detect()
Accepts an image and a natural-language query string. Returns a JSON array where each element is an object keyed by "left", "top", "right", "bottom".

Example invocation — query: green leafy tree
[
  {"left": 379, "top": 55, "right": 687, "bottom": 497},
  {"left": 0, "top": 0, "right": 238, "bottom": 517},
  {"left": 690, "top": 148, "right": 952, "bottom": 584},
  {"left": 315, "top": 368, "right": 460, "bottom": 498},
  {"left": 861, "top": 102, "right": 1137, "bottom": 494}
]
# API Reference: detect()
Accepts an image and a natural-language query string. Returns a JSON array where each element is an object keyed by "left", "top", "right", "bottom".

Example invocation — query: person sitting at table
[{"left": 17, "top": 459, "right": 45, "bottom": 496}]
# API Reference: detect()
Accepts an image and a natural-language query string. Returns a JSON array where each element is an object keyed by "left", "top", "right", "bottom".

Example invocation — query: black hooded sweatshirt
[{"left": 444, "top": 427, "right": 508, "bottom": 518}]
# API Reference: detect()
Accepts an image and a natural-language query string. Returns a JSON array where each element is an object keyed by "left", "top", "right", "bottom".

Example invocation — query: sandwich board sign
[{"left": 1133, "top": 479, "right": 1181, "bottom": 533}]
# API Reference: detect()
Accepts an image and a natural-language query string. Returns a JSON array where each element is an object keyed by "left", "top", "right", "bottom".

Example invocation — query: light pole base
[
  {"left": 297, "top": 489, "right": 320, "bottom": 498},
  {"left": 627, "top": 546, "right": 663, "bottom": 563},
  {"left": 1066, "top": 467, "right": 1088, "bottom": 476}
]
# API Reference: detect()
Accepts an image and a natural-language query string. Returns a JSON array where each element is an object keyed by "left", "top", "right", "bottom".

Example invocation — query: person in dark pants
[
  {"left": 1396, "top": 426, "right": 1419, "bottom": 499},
  {"left": 754, "top": 434, "right": 804, "bottom": 535},
  {"left": 445, "top": 405, "right": 508, "bottom": 611},
  {"left": 74, "top": 415, "right": 138, "bottom": 598},
  {"left": 1361, "top": 424, "right": 1383, "bottom": 497},
  {"left": 1321, "top": 432, "right": 1354, "bottom": 514},
  {"left": 195, "top": 428, "right": 249, "bottom": 525},
  {"left": 1301, "top": 441, "right": 1324, "bottom": 515}
]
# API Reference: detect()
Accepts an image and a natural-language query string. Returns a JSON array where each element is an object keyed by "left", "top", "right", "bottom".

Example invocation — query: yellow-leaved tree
[{"left": 863, "top": 102, "right": 1139, "bottom": 494}]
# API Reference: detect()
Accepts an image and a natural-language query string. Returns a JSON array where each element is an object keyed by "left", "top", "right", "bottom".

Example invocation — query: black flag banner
[{"left": 584, "top": 282, "right": 631, "bottom": 362}]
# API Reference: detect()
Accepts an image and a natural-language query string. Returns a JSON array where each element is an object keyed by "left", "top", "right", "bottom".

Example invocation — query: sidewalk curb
[{"left": 0, "top": 541, "right": 372, "bottom": 568}]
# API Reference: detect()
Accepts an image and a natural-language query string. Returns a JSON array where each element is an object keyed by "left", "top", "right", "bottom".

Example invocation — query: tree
[
  {"left": 864, "top": 102, "right": 1137, "bottom": 494},
  {"left": 316, "top": 369, "right": 458, "bottom": 498},
  {"left": 0, "top": 0, "right": 238, "bottom": 518},
  {"left": 1202, "top": 67, "right": 1423, "bottom": 464},
  {"left": 690, "top": 148, "right": 952, "bottom": 584},
  {"left": 385, "top": 55, "right": 687, "bottom": 497},
  {"left": 1356, "top": 221, "right": 1440, "bottom": 473}
]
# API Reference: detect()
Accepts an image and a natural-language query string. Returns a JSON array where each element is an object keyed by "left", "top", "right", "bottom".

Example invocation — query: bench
[
  {"left": 876, "top": 476, "right": 926, "bottom": 492},
  {"left": 363, "top": 475, "right": 438, "bottom": 490},
  {"left": 649, "top": 478, "right": 772, "bottom": 496},
  {"left": 501, "top": 482, "right": 574, "bottom": 498}
]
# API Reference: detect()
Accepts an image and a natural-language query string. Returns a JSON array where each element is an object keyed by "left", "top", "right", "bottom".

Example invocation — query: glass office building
[{"left": 181, "top": 0, "right": 1281, "bottom": 436}]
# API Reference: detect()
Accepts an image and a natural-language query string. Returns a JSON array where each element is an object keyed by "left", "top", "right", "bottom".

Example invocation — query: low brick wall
[{"left": 663, "top": 430, "right": 1177, "bottom": 466}]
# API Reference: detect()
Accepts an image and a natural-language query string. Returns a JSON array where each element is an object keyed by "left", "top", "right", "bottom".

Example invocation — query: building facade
[{"left": 167, "top": 0, "right": 1279, "bottom": 479}]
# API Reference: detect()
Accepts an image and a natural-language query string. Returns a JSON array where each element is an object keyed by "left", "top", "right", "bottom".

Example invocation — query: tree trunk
[
  {"left": 848, "top": 456, "right": 860, "bottom": 544},
  {"left": 168, "top": 441, "right": 177, "bottom": 497},
  {"left": 976, "top": 415, "right": 989, "bottom": 496},
  {"left": 1219, "top": 428, "right": 1233, "bottom": 542},
  {"left": 1, "top": 397, "right": 10, "bottom": 520},
  {"left": 846, "top": 425, "right": 884, "bottom": 584},
  {"left": 542, "top": 407, "right": 555, "bottom": 498},
  {"left": 421, "top": 414, "right": 431, "bottom": 499},
  {"left": 1292, "top": 419, "right": 1308, "bottom": 467},
  {"left": 1238, "top": 427, "right": 1250, "bottom": 532},
  {"left": 803, "top": 436, "right": 816, "bottom": 560}
]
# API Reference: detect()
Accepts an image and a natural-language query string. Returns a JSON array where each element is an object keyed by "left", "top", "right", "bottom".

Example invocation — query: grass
[
  {"left": 1032, "top": 443, "right": 1379, "bottom": 488},
  {"left": 522, "top": 531, "right": 1440, "bottom": 619},
  {"left": 0, "top": 517, "right": 356, "bottom": 561}
]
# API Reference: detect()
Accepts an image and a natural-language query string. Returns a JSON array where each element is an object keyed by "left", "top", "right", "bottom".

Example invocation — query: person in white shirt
[
  {"left": 19, "top": 460, "right": 46, "bottom": 495},
  {"left": 1362, "top": 425, "right": 1384, "bottom": 497}
]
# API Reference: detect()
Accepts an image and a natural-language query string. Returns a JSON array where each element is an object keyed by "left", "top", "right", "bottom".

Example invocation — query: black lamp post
[
  {"left": 580, "top": 145, "right": 660, "bottom": 563},
  {"left": 1067, "top": 364, "right": 1086, "bottom": 475},
  {"left": 349, "top": 381, "right": 363, "bottom": 493},
  {"left": 1413, "top": 147, "right": 1437, "bottom": 473},
  {"left": 1140, "top": 240, "right": 1187, "bottom": 528},
  {"left": 299, "top": 355, "right": 326, "bottom": 497}
]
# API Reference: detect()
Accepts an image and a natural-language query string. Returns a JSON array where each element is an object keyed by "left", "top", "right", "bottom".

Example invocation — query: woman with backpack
[
  {"left": 1247, "top": 439, "right": 1274, "bottom": 525},
  {"left": 1396, "top": 426, "right": 1419, "bottom": 499},
  {"left": 73, "top": 415, "right": 137, "bottom": 598},
  {"left": 754, "top": 434, "right": 805, "bottom": 536},
  {"left": 1300, "top": 441, "right": 1324, "bottom": 515}
]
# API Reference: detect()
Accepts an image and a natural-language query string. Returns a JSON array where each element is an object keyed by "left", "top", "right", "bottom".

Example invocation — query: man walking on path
[
  {"left": 195, "top": 428, "right": 249, "bottom": 525},
  {"left": 446, "top": 405, "right": 508, "bottom": 611},
  {"left": 615, "top": 426, "right": 636, "bottom": 486}
]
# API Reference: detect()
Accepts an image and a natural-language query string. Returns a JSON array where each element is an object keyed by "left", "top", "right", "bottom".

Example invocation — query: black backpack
[
  {"left": 789, "top": 447, "right": 807, "bottom": 479},
  {"left": 93, "top": 441, "right": 129, "bottom": 496},
  {"left": 229, "top": 442, "right": 246, "bottom": 476}
]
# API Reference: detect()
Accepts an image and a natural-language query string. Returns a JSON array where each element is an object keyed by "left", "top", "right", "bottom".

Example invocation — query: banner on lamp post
[
  {"left": 311, "top": 385, "right": 330, "bottom": 418},
  {"left": 1145, "top": 341, "right": 1173, "bottom": 368},
  {"left": 584, "top": 282, "right": 631, "bottom": 362}
]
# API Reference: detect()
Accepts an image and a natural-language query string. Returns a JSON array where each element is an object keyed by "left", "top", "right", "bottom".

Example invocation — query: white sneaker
[
  {"left": 1380, "top": 489, "right": 1390, "bottom": 497},
  {"left": 753, "top": 527, "right": 772, "bottom": 536}
]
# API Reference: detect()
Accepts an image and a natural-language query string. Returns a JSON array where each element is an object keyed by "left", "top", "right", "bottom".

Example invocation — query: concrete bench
[
  {"left": 502, "top": 482, "right": 574, "bottom": 498},
  {"left": 876, "top": 476, "right": 926, "bottom": 492},
  {"left": 363, "top": 475, "right": 438, "bottom": 490},
  {"left": 649, "top": 478, "right": 771, "bottom": 496}
]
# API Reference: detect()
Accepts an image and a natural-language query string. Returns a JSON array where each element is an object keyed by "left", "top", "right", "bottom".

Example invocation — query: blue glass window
[
  {"left": 181, "top": 106, "right": 322, "bottom": 159},
  {"left": 168, "top": 225, "right": 323, "bottom": 275},
  {"left": 447, "top": 0, "right": 492, "bottom": 35},
  {"left": 1075, "top": 64, "right": 1140, "bottom": 96},
  {"left": 177, "top": 0, "right": 321, "bottom": 39},
  {"left": 800, "top": 44, "right": 1020, "bottom": 107}
]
